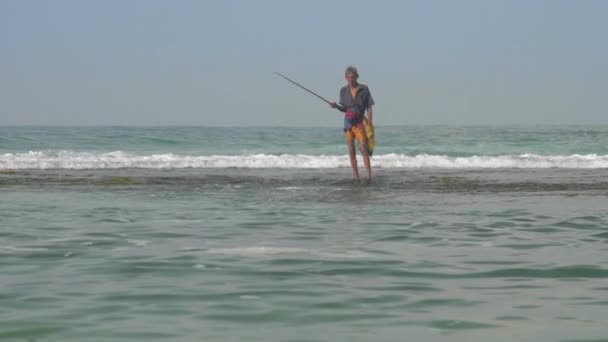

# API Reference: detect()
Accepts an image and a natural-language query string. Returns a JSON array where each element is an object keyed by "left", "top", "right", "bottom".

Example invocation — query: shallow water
[
  {"left": 1, "top": 167, "right": 608, "bottom": 341},
  {"left": 1, "top": 126, "right": 608, "bottom": 341}
]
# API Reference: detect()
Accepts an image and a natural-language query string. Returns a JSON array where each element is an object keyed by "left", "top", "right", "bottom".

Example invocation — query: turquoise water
[
  {"left": 2, "top": 126, "right": 608, "bottom": 156},
  {"left": 1, "top": 126, "right": 608, "bottom": 341}
]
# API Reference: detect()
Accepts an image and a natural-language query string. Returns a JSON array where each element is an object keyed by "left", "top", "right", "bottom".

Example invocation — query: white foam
[
  {"left": 239, "top": 295, "right": 260, "bottom": 300},
  {"left": 315, "top": 250, "right": 374, "bottom": 259},
  {"left": 2, "top": 151, "right": 608, "bottom": 169},
  {"left": 206, "top": 246, "right": 311, "bottom": 256},
  {"left": 206, "top": 246, "right": 373, "bottom": 259},
  {"left": 0, "top": 246, "right": 49, "bottom": 252},
  {"left": 127, "top": 239, "right": 148, "bottom": 247}
]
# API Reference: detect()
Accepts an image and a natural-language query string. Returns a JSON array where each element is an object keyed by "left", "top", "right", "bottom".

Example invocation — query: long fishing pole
[{"left": 274, "top": 72, "right": 333, "bottom": 105}]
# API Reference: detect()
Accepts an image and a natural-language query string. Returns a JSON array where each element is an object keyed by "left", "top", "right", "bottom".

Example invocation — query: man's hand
[{"left": 330, "top": 102, "right": 345, "bottom": 112}]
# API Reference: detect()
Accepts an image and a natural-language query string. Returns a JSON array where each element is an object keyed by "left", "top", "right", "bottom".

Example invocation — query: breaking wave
[{"left": 2, "top": 151, "right": 608, "bottom": 169}]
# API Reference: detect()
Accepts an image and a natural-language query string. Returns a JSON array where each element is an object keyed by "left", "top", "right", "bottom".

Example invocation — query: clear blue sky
[{"left": 1, "top": 0, "right": 607, "bottom": 126}]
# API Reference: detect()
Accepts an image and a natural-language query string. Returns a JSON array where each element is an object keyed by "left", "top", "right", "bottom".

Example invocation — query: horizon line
[{"left": 3, "top": 123, "right": 608, "bottom": 128}]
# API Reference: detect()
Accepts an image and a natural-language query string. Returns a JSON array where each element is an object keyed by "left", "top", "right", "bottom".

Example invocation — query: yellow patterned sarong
[{"left": 345, "top": 117, "right": 375, "bottom": 156}]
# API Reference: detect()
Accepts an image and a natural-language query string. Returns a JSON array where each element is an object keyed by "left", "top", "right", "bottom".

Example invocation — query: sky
[{"left": 1, "top": 0, "right": 607, "bottom": 126}]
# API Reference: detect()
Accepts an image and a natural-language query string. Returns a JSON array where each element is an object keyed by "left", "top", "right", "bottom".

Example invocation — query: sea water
[{"left": 1, "top": 126, "right": 608, "bottom": 341}]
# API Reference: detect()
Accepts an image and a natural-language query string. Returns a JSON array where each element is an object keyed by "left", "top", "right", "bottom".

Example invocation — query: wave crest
[{"left": 1, "top": 151, "right": 608, "bottom": 169}]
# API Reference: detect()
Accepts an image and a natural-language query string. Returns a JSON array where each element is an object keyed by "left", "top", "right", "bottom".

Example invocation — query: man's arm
[
  {"left": 330, "top": 88, "right": 346, "bottom": 112},
  {"left": 366, "top": 87, "right": 375, "bottom": 125}
]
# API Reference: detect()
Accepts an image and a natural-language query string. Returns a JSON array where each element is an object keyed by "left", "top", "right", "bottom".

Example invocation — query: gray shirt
[{"left": 339, "top": 83, "right": 374, "bottom": 129}]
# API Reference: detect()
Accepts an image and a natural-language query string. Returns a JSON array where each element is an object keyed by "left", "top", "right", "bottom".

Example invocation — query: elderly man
[{"left": 331, "top": 66, "right": 375, "bottom": 183}]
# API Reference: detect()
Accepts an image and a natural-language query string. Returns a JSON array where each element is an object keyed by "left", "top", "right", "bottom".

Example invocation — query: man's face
[{"left": 345, "top": 73, "right": 358, "bottom": 86}]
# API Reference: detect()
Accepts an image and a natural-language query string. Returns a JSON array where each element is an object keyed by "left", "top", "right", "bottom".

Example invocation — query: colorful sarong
[{"left": 345, "top": 117, "right": 375, "bottom": 156}]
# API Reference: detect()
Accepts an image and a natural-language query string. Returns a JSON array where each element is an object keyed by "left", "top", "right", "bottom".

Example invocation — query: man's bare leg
[
  {"left": 348, "top": 139, "right": 360, "bottom": 182},
  {"left": 361, "top": 149, "right": 371, "bottom": 182},
  {"left": 359, "top": 130, "right": 372, "bottom": 182}
]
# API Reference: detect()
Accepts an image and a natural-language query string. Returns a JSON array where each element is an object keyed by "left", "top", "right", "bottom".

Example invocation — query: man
[{"left": 330, "top": 66, "right": 375, "bottom": 183}]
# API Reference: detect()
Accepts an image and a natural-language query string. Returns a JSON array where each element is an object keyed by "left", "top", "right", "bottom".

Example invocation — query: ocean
[{"left": 1, "top": 126, "right": 608, "bottom": 341}]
